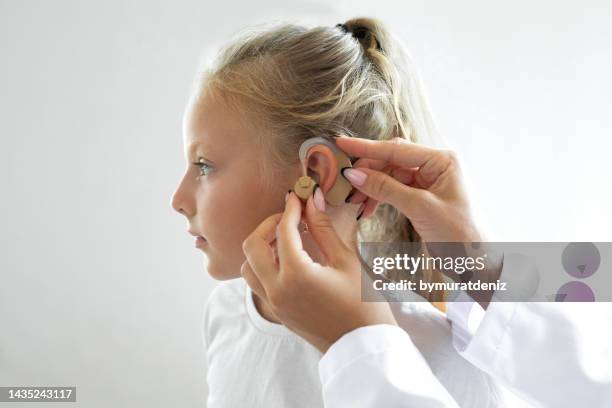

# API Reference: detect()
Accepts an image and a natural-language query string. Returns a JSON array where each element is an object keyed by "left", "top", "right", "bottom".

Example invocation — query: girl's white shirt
[{"left": 202, "top": 278, "right": 506, "bottom": 407}]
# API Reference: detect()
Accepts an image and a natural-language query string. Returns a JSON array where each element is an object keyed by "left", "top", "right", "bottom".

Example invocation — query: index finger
[{"left": 335, "top": 136, "right": 437, "bottom": 169}]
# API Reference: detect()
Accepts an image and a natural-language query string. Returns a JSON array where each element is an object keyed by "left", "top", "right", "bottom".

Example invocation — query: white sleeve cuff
[
  {"left": 447, "top": 252, "right": 541, "bottom": 350},
  {"left": 457, "top": 251, "right": 545, "bottom": 365}
]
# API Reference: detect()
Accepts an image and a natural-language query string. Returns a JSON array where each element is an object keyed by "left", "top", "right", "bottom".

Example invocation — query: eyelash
[{"left": 193, "top": 160, "right": 213, "bottom": 178}]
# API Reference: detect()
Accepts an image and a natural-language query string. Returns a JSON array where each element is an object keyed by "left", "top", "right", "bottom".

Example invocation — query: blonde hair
[{"left": 199, "top": 17, "right": 446, "bottom": 306}]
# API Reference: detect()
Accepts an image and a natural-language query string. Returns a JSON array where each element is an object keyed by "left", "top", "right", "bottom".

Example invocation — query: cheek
[
  {"left": 202, "top": 174, "right": 283, "bottom": 250},
  {"left": 196, "top": 184, "right": 252, "bottom": 280},
  {"left": 225, "top": 180, "right": 282, "bottom": 235}
]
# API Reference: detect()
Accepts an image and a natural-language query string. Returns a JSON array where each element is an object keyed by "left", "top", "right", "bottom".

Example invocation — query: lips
[
  {"left": 188, "top": 229, "right": 207, "bottom": 244},
  {"left": 195, "top": 236, "right": 207, "bottom": 249}
]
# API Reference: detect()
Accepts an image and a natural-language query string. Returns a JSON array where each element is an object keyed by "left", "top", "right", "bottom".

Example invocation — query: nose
[{"left": 171, "top": 173, "right": 195, "bottom": 217}]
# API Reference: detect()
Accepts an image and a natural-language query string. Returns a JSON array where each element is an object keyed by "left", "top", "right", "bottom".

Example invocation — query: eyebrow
[
  {"left": 186, "top": 141, "right": 201, "bottom": 158},
  {"left": 186, "top": 141, "right": 216, "bottom": 164}
]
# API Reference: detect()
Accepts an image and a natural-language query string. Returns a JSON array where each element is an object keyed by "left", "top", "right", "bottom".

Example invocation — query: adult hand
[
  {"left": 337, "top": 136, "right": 503, "bottom": 307},
  {"left": 339, "top": 136, "right": 482, "bottom": 243},
  {"left": 336, "top": 136, "right": 482, "bottom": 242},
  {"left": 241, "top": 191, "right": 397, "bottom": 353}
]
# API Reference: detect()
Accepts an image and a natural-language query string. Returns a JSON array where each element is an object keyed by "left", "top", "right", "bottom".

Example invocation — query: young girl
[{"left": 172, "top": 17, "right": 505, "bottom": 407}]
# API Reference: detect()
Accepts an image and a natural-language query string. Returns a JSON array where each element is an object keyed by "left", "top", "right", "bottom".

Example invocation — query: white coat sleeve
[
  {"left": 446, "top": 254, "right": 612, "bottom": 407},
  {"left": 319, "top": 324, "right": 461, "bottom": 408}
]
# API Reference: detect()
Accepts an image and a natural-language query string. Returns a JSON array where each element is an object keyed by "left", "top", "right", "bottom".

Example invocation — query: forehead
[{"left": 182, "top": 89, "right": 258, "bottom": 159}]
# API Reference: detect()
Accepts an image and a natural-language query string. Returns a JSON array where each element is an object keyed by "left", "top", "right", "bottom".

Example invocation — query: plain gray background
[{"left": 1, "top": 0, "right": 611, "bottom": 407}]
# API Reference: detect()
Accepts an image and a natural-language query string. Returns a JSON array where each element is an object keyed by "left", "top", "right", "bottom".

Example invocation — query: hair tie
[
  {"left": 334, "top": 23, "right": 383, "bottom": 53},
  {"left": 335, "top": 23, "right": 349, "bottom": 34}
]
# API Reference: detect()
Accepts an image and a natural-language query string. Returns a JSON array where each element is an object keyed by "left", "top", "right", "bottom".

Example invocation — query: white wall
[{"left": 1, "top": 1, "right": 610, "bottom": 406}]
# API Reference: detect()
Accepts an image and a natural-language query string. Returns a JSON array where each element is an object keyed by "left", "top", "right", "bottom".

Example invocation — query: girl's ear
[
  {"left": 296, "top": 138, "right": 353, "bottom": 205},
  {"left": 304, "top": 145, "right": 338, "bottom": 193}
]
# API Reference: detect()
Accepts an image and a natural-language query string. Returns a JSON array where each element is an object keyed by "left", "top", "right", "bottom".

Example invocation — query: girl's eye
[{"left": 194, "top": 160, "right": 213, "bottom": 178}]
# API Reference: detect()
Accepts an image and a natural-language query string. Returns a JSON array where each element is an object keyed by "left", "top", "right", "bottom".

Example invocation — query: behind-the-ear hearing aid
[{"left": 293, "top": 137, "right": 353, "bottom": 206}]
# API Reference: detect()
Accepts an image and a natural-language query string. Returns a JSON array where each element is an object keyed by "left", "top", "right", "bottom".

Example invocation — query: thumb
[
  {"left": 303, "top": 188, "right": 353, "bottom": 268},
  {"left": 342, "top": 167, "right": 432, "bottom": 219}
]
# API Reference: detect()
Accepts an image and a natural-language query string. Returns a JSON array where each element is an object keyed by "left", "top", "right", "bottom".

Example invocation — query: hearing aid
[{"left": 292, "top": 137, "right": 353, "bottom": 206}]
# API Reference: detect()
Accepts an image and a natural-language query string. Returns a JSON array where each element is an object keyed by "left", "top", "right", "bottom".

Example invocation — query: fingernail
[
  {"left": 356, "top": 203, "right": 365, "bottom": 221},
  {"left": 344, "top": 191, "right": 354, "bottom": 203},
  {"left": 342, "top": 168, "right": 367, "bottom": 186},
  {"left": 313, "top": 185, "right": 326, "bottom": 212},
  {"left": 285, "top": 190, "right": 292, "bottom": 202}
]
